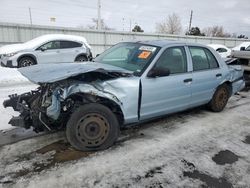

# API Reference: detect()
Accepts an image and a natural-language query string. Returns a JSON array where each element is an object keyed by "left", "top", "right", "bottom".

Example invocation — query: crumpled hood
[
  {"left": 0, "top": 43, "right": 25, "bottom": 54},
  {"left": 18, "top": 62, "right": 132, "bottom": 84}
]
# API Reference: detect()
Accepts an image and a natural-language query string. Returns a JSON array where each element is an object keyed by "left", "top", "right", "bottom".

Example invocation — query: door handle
[
  {"left": 183, "top": 78, "right": 192, "bottom": 83},
  {"left": 216, "top": 73, "right": 222, "bottom": 77}
]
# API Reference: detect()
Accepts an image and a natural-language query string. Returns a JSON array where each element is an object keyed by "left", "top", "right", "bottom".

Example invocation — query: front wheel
[
  {"left": 18, "top": 57, "right": 36, "bottom": 67},
  {"left": 66, "top": 103, "right": 119, "bottom": 151},
  {"left": 209, "top": 84, "right": 230, "bottom": 112}
]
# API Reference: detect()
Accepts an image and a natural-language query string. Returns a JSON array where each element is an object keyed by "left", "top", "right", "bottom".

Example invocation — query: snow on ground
[
  {"left": 0, "top": 67, "right": 36, "bottom": 130},
  {"left": 0, "top": 67, "right": 30, "bottom": 87},
  {"left": 0, "top": 91, "right": 250, "bottom": 188},
  {"left": 0, "top": 84, "right": 37, "bottom": 130}
]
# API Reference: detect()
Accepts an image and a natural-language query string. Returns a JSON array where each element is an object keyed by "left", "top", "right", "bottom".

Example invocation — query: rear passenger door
[
  {"left": 188, "top": 46, "right": 222, "bottom": 107},
  {"left": 59, "top": 41, "right": 83, "bottom": 63}
]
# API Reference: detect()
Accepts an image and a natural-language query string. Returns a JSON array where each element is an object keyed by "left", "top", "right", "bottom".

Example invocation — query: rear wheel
[
  {"left": 209, "top": 84, "right": 230, "bottom": 112},
  {"left": 66, "top": 103, "right": 119, "bottom": 151},
  {"left": 75, "top": 55, "right": 87, "bottom": 62},
  {"left": 18, "top": 57, "right": 36, "bottom": 67}
]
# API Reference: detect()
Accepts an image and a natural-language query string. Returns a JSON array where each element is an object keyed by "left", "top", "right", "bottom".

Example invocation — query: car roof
[
  {"left": 24, "top": 34, "right": 91, "bottom": 49},
  {"left": 133, "top": 40, "right": 206, "bottom": 48},
  {"left": 31, "top": 34, "right": 87, "bottom": 42},
  {"left": 135, "top": 40, "right": 184, "bottom": 47}
]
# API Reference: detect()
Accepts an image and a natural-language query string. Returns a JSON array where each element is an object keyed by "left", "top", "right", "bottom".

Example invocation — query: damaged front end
[
  {"left": 3, "top": 70, "right": 129, "bottom": 133},
  {"left": 3, "top": 85, "right": 56, "bottom": 132},
  {"left": 3, "top": 83, "right": 73, "bottom": 132}
]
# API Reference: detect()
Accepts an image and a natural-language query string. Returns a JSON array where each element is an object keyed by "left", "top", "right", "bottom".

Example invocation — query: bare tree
[
  {"left": 87, "top": 18, "right": 114, "bottom": 30},
  {"left": 203, "top": 26, "right": 231, "bottom": 37},
  {"left": 155, "top": 13, "right": 182, "bottom": 34}
]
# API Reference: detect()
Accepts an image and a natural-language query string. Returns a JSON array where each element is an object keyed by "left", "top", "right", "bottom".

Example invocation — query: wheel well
[
  {"left": 17, "top": 55, "right": 37, "bottom": 66},
  {"left": 75, "top": 54, "right": 88, "bottom": 61},
  {"left": 67, "top": 93, "right": 124, "bottom": 126}
]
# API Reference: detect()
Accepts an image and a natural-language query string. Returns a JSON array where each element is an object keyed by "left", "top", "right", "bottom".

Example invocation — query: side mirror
[
  {"left": 240, "top": 47, "right": 245, "bottom": 51},
  {"left": 95, "top": 54, "right": 100, "bottom": 57},
  {"left": 41, "top": 46, "right": 47, "bottom": 52},
  {"left": 147, "top": 67, "right": 170, "bottom": 78}
]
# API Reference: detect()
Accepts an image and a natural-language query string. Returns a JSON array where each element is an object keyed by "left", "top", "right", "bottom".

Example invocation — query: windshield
[
  {"left": 94, "top": 42, "right": 160, "bottom": 74},
  {"left": 23, "top": 36, "right": 48, "bottom": 48}
]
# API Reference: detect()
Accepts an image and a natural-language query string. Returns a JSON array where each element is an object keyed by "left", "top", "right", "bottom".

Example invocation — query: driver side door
[{"left": 140, "top": 46, "right": 192, "bottom": 120}]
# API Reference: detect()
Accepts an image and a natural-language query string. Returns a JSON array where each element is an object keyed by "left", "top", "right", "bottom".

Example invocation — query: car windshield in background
[{"left": 94, "top": 42, "right": 160, "bottom": 74}]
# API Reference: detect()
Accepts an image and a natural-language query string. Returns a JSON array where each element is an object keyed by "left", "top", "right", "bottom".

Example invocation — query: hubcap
[{"left": 76, "top": 113, "right": 110, "bottom": 147}]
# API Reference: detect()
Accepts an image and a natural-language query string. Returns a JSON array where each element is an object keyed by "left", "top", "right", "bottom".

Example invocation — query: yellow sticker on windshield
[{"left": 138, "top": 51, "right": 151, "bottom": 59}]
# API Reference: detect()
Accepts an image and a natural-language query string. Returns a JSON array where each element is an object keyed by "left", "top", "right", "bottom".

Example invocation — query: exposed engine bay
[{"left": 3, "top": 71, "right": 131, "bottom": 132}]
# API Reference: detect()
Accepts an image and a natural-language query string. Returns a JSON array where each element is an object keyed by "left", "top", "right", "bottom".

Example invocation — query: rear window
[
  {"left": 189, "top": 47, "right": 219, "bottom": 71},
  {"left": 60, "top": 41, "right": 82, "bottom": 48}
]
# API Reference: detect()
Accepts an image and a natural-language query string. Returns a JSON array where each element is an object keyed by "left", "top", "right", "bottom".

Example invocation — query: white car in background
[
  {"left": 207, "top": 44, "right": 231, "bottom": 58},
  {"left": 232, "top": 42, "right": 250, "bottom": 51},
  {"left": 0, "top": 34, "right": 92, "bottom": 68}
]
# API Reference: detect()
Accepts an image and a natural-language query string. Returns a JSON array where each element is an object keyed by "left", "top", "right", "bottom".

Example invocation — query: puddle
[
  {"left": 243, "top": 135, "right": 250, "bottom": 144},
  {"left": 182, "top": 159, "right": 233, "bottom": 187},
  {"left": 212, "top": 150, "right": 239, "bottom": 165},
  {"left": 4, "top": 140, "right": 92, "bottom": 181},
  {"left": 183, "top": 170, "right": 232, "bottom": 188},
  {"left": 36, "top": 140, "right": 92, "bottom": 163},
  {"left": 144, "top": 166, "right": 163, "bottom": 178}
]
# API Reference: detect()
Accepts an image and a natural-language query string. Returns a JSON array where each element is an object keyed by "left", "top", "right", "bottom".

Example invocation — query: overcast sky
[{"left": 1, "top": 0, "right": 250, "bottom": 37}]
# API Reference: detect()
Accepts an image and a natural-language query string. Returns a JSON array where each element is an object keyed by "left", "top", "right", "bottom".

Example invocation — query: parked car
[
  {"left": 232, "top": 42, "right": 250, "bottom": 51},
  {"left": 0, "top": 34, "right": 92, "bottom": 68},
  {"left": 207, "top": 44, "right": 231, "bottom": 58},
  {"left": 3, "top": 41, "right": 245, "bottom": 151},
  {"left": 231, "top": 44, "right": 250, "bottom": 65}
]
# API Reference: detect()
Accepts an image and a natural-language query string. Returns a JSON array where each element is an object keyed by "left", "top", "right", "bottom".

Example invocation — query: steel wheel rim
[
  {"left": 216, "top": 88, "right": 228, "bottom": 108},
  {"left": 76, "top": 113, "right": 110, "bottom": 147}
]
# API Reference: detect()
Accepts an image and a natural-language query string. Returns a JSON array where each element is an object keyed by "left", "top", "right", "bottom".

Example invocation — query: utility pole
[
  {"left": 129, "top": 19, "right": 132, "bottom": 32},
  {"left": 29, "top": 7, "right": 33, "bottom": 26},
  {"left": 188, "top": 10, "right": 193, "bottom": 33},
  {"left": 122, "top": 18, "right": 125, "bottom": 32},
  {"left": 97, "top": 0, "right": 101, "bottom": 30},
  {"left": 29, "top": 7, "right": 33, "bottom": 38}
]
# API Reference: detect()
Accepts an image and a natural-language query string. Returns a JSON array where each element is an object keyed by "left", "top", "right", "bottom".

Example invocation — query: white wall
[{"left": 0, "top": 22, "right": 249, "bottom": 56}]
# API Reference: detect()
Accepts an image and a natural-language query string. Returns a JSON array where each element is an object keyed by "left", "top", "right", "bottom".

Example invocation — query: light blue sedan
[{"left": 4, "top": 40, "right": 245, "bottom": 151}]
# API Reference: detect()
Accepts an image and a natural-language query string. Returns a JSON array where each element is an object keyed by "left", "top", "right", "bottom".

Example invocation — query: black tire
[
  {"left": 66, "top": 103, "right": 119, "bottom": 151},
  {"left": 209, "top": 84, "right": 230, "bottom": 112},
  {"left": 18, "top": 56, "right": 36, "bottom": 67},
  {"left": 75, "top": 55, "right": 88, "bottom": 62}
]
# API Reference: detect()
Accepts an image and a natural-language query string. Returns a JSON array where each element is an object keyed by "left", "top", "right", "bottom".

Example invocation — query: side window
[
  {"left": 38, "top": 41, "right": 60, "bottom": 50},
  {"left": 204, "top": 48, "right": 219, "bottom": 69},
  {"left": 216, "top": 48, "right": 227, "bottom": 53},
  {"left": 60, "top": 41, "right": 82, "bottom": 49},
  {"left": 189, "top": 47, "right": 219, "bottom": 71},
  {"left": 154, "top": 47, "right": 187, "bottom": 74},
  {"left": 246, "top": 45, "right": 250, "bottom": 51}
]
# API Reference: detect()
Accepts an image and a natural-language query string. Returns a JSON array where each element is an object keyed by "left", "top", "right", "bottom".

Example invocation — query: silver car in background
[{"left": 0, "top": 34, "right": 92, "bottom": 68}]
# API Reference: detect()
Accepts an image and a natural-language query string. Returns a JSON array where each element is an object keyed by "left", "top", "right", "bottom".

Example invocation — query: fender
[{"left": 17, "top": 53, "right": 37, "bottom": 64}]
